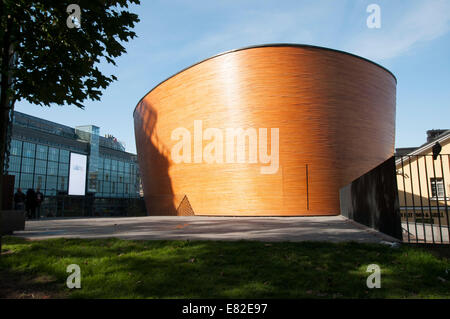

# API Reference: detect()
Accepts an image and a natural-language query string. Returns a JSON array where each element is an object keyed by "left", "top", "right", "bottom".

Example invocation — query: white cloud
[
  {"left": 146, "top": 1, "right": 347, "bottom": 66},
  {"left": 347, "top": 0, "right": 450, "bottom": 61},
  {"left": 143, "top": 1, "right": 450, "bottom": 75}
]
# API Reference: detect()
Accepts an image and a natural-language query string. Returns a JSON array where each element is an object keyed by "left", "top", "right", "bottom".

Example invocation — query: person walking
[
  {"left": 35, "top": 188, "right": 44, "bottom": 220},
  {"left": 14, "top": 188, "right": 26, "bottom": 211},
  {"left": 26, "top": 188, "right": 37, "bottom": 219}
]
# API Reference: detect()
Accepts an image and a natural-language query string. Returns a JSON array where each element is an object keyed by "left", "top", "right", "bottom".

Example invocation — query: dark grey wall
[
  {"left": 1, "top": 211, "right": 25, "bottom": 235},
  {"left": 339, "top": 157, "right": 402, "bottom": 240}
]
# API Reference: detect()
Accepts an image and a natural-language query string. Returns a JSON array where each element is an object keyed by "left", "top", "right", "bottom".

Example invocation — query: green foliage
[
  {"left": 0, "top": 0, "right": 140, "bottom": 108},
  {"left": 1, "top": 237, "right": 449, "bottom": 299}
]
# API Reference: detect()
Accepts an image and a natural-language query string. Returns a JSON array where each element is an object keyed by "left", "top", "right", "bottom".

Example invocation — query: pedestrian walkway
[{"left": 13, "top": 215, "right": 399, "bottom": 243}]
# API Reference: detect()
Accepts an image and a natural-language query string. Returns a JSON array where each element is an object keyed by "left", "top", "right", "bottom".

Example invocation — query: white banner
[{"left": 68, "top": 153, "right": 87, "bottom": 196}]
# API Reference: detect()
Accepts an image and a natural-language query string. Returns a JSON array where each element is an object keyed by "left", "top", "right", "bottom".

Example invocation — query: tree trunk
[
  {"left": 0, "top": 6, "right": 14, "bottom": 254},
  {"left": 0, "top": 106, "right": 8, "bottom": 255}
]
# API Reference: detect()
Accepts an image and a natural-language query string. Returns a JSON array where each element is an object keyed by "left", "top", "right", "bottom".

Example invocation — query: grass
[{"left": 0, "top": 236, "right": 449, "bottom": 299}]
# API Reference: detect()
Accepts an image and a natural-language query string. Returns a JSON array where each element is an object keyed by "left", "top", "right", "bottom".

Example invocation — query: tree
[{"left": 0, "top": 0, "right": 140, "bottom": 252}]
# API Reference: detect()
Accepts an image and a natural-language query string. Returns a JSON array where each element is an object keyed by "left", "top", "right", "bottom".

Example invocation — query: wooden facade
[{"left": 134, "top": 45, "right": 397, "bottom": 216}]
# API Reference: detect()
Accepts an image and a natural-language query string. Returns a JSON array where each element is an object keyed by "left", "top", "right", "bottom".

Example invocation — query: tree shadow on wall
[
  {"left": 136, "top": 103, "right": 178, "bottom": 215},
  {"left": 136, "top": 102, "right": 195, "bottom": 216}
]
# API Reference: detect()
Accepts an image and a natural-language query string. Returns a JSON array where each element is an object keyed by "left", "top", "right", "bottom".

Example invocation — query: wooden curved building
[{"left": 134, "top": 44, "right": 397, "bottom": 216}]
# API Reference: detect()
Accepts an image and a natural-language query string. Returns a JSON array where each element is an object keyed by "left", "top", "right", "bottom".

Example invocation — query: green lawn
[{"left": 0, "top": 236, "right": 449, "bottom": 299}]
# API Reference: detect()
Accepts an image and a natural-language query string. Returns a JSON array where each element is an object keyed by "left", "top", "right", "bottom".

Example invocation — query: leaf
[{"left": 1, "top": 0, "right": 141, "bottom": 109}]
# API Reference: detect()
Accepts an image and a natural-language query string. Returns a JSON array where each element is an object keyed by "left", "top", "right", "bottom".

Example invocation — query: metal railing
[{"left": 395, "top": 154, "right": 450, "bottom": 244}]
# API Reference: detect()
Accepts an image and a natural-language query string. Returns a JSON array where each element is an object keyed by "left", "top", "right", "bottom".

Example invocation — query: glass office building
[{"left": 6, "top": 111, "right": 141, "bottom": 199}]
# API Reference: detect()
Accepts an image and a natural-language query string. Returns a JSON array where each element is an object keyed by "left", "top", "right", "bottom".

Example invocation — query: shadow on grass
[{"left": 1, "top": 237, "right": 449, "bottom": 299}]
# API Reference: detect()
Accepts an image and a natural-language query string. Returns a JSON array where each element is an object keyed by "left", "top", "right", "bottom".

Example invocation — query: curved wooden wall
[{"left": 134, "top": 45, "right": 396, "bottom": 216}]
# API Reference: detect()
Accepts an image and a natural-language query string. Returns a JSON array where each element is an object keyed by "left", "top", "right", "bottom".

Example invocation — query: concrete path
[{"left": 12, "top": 215, "right": 399, "bottom": 243}]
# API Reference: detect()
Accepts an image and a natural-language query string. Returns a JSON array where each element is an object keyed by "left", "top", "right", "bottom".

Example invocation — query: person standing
[
  {"left": 14, "top": 188, "right": 26, "bottom": 211},
  {"left": 35, "top": 188, "right": 44, "bottom": 220},
  {"left": 26, "top": 188, "right": 37, "bottom": 219}
]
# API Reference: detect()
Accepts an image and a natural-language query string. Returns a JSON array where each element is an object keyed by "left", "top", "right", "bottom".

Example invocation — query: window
[
  {"left": 8, "top": 155, "right": 21, "bottom": 172},
  {"left": 88, "top": 174, "right": 97, "bottom": 191},
  {"left": 35, "top": 160, "right": 47, "bottom": 175},
  {"left": 117, "top": 183, "right": 123, "bottom": 195},
  {"left": 97, "top": 158, "right": 103, "bottom": 170},
  {"left": 47, "top": 161, "right": 58, "bottom": 176},
  {"left": 20, "top": 173, "right": 33, "bottom": 189},
  {"left": 59, "top": 163, "right": 69, "bottom": 176},
  {"left": 48, "top": 147, "right": 59, "bottom": 161},
  {"left": 111, "top": 159, "right": 117, "bottom": 171},
  {"left": 46, "top": 176, "right": 57, "bottom": 191},
  {"left": 34, "top": 175, "right": 45, "bottom": 189},
  {"left": 103, "top": 181, "right": 111, "bottom": 194},
  {"left": 21, "top": 157, "right": 34, "bottom": 174},
  {"left": 97, "top": 170, "right": 103, "bottom": 181},
  {"left": 104, "top": 158, "right": 111, "bottom": 170},
  {"left": 431, "top": 178, "right": 445, "bottom": 198},
  {"left": 11, "top": 139, "right": 22, "bottom": 156},
  {"left": 23, "top": 142, "right": 36, "bottom": 158},
  {"left": 58, "top": 176, "right": 67, "bottom": 191},
  {"left": 46, "top": 188, "right": 56, "bottom": 196},
  {"left": 36, "top": 145, "right": 48, "bottom": 160},
  {"left": 59, "top": 149, "right": 70, "bottom": 163}
]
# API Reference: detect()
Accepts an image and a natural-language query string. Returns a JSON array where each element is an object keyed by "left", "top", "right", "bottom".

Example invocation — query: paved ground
[{"left": 13, "top": 215, "right": 400, "bottom": 243}]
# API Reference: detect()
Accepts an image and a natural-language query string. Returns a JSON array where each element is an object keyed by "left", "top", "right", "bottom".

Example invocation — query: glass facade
[
  {"left": 6, "top": 112, "right": 141, "bottom": 199},
  {"left": 94, "top": 155, "right": 139, "bottom": 198},
  {"left": 8, "top": 138, "right": 73, "bottom": 196},
  {"left": 76, "top": 125, "right": 100, "bottom": 193}
]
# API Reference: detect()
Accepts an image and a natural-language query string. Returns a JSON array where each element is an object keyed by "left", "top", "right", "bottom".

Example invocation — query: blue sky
[{"left": 15, "top": 0, "right": 450, "bottom": 154}]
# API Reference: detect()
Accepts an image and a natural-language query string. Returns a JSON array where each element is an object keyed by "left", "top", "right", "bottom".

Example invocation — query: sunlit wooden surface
[{"left": 134, "top": 45, "right": 396, "bottom": 216}]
